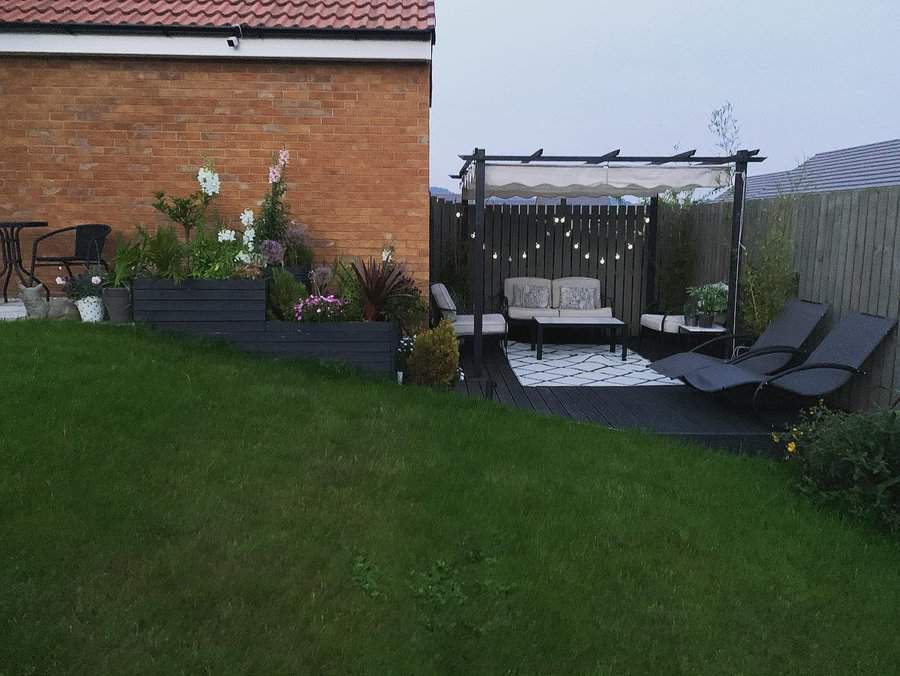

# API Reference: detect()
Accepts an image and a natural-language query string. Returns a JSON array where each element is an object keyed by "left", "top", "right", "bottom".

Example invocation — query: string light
[
  {"left": 535, "top": 242, "right": 541, "bottom": 249},
  {"left": 565, "top": 230, "right": 571, "bottom": 237},
  {"left": 522, "top": 251, "right": 527, "bottom": 259},
  {"left": 584, "top": 252, "right": 590, "bottom": 260},
  {"left": 456, "top": 212, "right": 462, "bottom": 219},
  {"left": 492, "top": 252, "right": 498, "bottom": 259},
  {"left": 508, "top": 256, "right": 513, "bottom": 262},
  {"left": 600, "top": 257, "right": 606, "bottom": 265},
  {"left": 627, "top": 242, "right": 634, "bottom": 250},
  {"left": 554, "top": 217, "right": 560, "bottom": 224},
  {"left": 470, "top": 232, "right": 475, "bottom": 239},
  {"left": 615, "top": 253, "right": 621, "bottom": 260},
  {"left": 644, "top": 216, "right": 651, "bottom": 224},
  {"left": 561, "top": 217, "right": 567, "bottom": 223},
  {"left": 573, "top": 243, "right": 580, "bottom": 250}
]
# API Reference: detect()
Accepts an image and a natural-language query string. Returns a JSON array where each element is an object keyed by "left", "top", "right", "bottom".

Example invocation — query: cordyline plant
[{"left": 351, "top": 257, "right": 416, "bottom": 321}]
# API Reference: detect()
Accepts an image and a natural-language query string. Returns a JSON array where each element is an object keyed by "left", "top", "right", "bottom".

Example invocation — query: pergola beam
[{"left": 457, "top": 152, "right": 766, "bottom": 166}]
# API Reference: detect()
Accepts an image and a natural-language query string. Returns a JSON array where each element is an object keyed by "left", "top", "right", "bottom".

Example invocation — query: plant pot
[
  {"left": 698, "top": 313, "right": 714, "bottom": 328},
  {"left": 683, "top": 313, "right": 698, "bottom": 327},
  {"left": 75, "top": 296, "right": 104, "bottom": 323},
  {"left": 103, "top": 287, "right": 132, "bottom": 323}
]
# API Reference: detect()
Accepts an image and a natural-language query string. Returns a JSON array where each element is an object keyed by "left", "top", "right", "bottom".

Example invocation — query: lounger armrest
[
  {"left": 689, "top": 333, "right": 753, "bottom": 353},
  {"left": 752, "top": 362, "right": 866, "bottom": 408},
  {"left": 731, "top": 345, "right": 807, "bottom": 364}
]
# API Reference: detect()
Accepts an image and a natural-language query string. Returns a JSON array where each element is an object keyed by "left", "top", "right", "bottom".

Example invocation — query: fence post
[{"left": 645, "top": 196, "right": 659, "bottom": 309}]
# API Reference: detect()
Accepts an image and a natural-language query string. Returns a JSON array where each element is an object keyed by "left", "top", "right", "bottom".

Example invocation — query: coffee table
[{"left": 531, "top": 316, "right": 628, "bottom": 361}]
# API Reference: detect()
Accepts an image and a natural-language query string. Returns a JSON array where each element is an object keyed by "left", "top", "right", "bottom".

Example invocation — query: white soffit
[
  {"left": 0, "top": 32, "right": 433, "bottom": 62},
  {"left": 462, "top": 163, "right": 729, "bottom": 199}
]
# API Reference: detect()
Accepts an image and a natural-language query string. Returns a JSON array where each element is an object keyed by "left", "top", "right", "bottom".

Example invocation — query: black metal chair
[
  {"left": 649, "top": 299, "right": 829, "bottom": 379},
  {"left": 30, "top": 224, "right": 111, "bottom": 297},
  {"left": 681, "top": 312, "right": 897, "bottom": 408}
]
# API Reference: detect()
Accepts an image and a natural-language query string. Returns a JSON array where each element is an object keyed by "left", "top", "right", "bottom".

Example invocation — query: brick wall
[{"left": 0, "top": 56, "right": 431, "bottom": 286}]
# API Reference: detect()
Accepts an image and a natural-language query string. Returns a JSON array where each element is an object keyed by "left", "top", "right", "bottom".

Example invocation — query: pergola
[{"left": 453, "top": 148, "right": 766, "bottom": 377}]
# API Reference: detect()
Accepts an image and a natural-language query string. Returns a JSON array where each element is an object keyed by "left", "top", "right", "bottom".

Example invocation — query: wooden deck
[{"left": 457, "top": 344, "right": 791, "bottom": 454}]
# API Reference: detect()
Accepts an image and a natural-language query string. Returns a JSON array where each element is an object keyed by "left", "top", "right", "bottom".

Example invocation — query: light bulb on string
[
  {"left": 565, "top": 231, "right": 571, "bottom": 238},
  {"left": 456, "top": 212, "right": 462, "bottom": 219},
  {"left": 535, "top": 243, "right": 541, "bottom": 249},
  {"left": 492, "top": 252, "right": 498, "bottom": 260},
  {"left": 584, "top": 252, "right": 590, "bottom": 260},
  {"left": 644, "top": 216, "right": 651, "bottom": 224},
  {"left": 615, "top": 253, "right": 621, "bottom": 260},
  {"left": 600, "top": 257, "right": 606, "bottom": 265},
  {"left": 554, "top": 217, "right": 560, "bottom": 224},
  {"left": 508, "top": 256, "right": 513, "bottom": 262},
  {"left": 627, "top": 242, "right": 634, "bottom": 250},
  {"left": 469, "top": 232, "right": 475, "bottom": 239},
  {"left": 522, "top": 251, "right": 527, "bottom": 259},
  {"left": 574, "top": 243, "right": 580, "bottom": 250}
]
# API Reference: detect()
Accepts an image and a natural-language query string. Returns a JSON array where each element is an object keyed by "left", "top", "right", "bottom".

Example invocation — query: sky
[{"left": 429, "top": 0, "right": 900, "bottom": 190}]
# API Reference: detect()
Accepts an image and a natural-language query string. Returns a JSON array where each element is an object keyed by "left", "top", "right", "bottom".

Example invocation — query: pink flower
[
  {"left": 278, "top": 148, "right": 290, "bottom": 166},
  {"left": 268, "top": 165, "right": 282, "bottom": 184}
]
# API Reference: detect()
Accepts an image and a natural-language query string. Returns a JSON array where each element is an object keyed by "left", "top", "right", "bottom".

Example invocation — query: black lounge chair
[
  {"left": 649, "top": 299, "right": 829, "bottom": 379},
  {"left": 683, "top": 312, "right": 897, "bottom": 406}
]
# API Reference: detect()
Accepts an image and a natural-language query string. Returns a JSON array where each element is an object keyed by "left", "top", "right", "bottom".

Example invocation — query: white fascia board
[{"left": 0, "top": 32, "right": 432, "bottom": 62}]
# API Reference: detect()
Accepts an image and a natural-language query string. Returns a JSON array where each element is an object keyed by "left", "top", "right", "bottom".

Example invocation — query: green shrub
[
  {"left": 407, "top": 321, "right": 459, "bottom": 387},
  {"left": 741, "top": 197, "right": 799, "bottom": 335},
  {"left": 778, "top": 406, "right": 900, "bottom": 531},
  {"left": 187, "top": 227, "right": 241, "bottom": 280},
  {"left": 267, "top": 267, "right": 307, "bottom": 321},
  {"left": 135, "top": 226, "right": 186, "bottom": 281}
]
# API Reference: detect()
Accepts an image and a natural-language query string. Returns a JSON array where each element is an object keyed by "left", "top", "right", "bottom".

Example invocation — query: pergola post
[
  {"left": 727, "top": 151, "right": 750, "bottom": 332},
  {"left": 472, "top": 148, "right": 486, "bottom": 378}
]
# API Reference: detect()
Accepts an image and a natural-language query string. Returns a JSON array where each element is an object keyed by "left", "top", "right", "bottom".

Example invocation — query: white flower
[
  {"left": 217, "top": 229, "right": 237, "bottom": 242},
  {"left": 240, "top": 209, "right": 255, "bottom": 228},
  {"left": 197, "top": 166, "right": 220, "bottom": 197},
  {"left": 55, "top": 276, "right": 66, "bottom": 285},
  {"left": 242, "top": 226, "right": 256, "bottom": 247},
  {"left": 236, "top": 250, "right": 253, "bottom": 265},
  {"left": 91, "top": 276, "right": 102, "bottom": 285}
]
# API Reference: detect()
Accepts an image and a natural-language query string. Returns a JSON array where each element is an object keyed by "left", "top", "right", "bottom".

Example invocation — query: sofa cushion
[
  {"left": 452, "top": 313, "right": 507, "bottom": 336},
  {"left": 641, "top": 313, "right": 685, "bottom": 333},
  {"left": 504, "top": 277, "right": 551, "bottom": 307},
  {"left": 508, "top": 306, "right": 560, "bottom": 320},
  {"left": 558, "top": 307, "right": 614, "bottom": 318},
  {"left": 552, "top": 277, "right": 602, "bottom": 308},
  {"left": 516, "top": 284, "right": 551, "bottom": 309},
  {"left": 559, "top": 285, "right": 596, "bottom": 310},
  {"left": 430, "top": 283, "right": 457, "bottom": 321}
]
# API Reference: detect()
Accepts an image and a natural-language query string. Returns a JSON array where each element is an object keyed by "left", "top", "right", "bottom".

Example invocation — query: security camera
[{"left": 227, "top": 25, "right": 243, "bottom": 49}]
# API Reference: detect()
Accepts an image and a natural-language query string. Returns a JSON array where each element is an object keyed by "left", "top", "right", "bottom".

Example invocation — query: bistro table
[{"left": 0, "top": 222, "right": 48, "bottom": 302}]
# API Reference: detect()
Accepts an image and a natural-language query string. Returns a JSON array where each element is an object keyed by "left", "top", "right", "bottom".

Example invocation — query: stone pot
[
  {"left": 75, "top": 296, "right": 104, "bottom": 323},
  {"left": 698, "top": 312, "right": 715, "bottom": 328},
  {"left": 103, "top": 287, "right": 132, "bottom": 323}
]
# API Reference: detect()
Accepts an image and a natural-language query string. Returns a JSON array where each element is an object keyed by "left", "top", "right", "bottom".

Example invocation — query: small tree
[{"left": 708, "top": 101, "right": 740, "bottom": 196}]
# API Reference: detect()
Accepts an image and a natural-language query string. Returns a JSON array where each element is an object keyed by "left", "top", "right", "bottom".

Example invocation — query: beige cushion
[
  {"left": 452, "top": 313, "right": 507, "bottom": 336},
  {"left": 508, "top": 306, "right": 560, "bottom": 320},
  {"left": 558, "top": 307, "right": 614, "bottom": 318},
  {"left": 552, "top": 277, "right": 602, "bottom": 308},
  {"left": 504, "top": 277, "right": 551, "bottom": 306},
  {"left": 641, "top": 313, "right": 685, "bottom": 333}
]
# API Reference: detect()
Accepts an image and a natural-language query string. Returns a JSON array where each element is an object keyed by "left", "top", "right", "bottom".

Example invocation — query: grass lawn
[{"left": 2, "top": 322, "right": 899, "bottom": 675}]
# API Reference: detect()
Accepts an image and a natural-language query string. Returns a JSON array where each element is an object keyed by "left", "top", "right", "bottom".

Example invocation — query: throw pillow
[
  {"left": 521, "top": 284, "right": 550, "bottom": 309},
  {"left": 559, "top": 286, "right": 596, "bottom": 310},
  {"left": 17, "top": 283, "right": 49, "bottom": 319}
]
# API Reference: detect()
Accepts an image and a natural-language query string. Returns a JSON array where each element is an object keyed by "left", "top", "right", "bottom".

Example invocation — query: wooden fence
[
  {"left": 662, "top": 187, "right": 900, "bottom": 411},
  {"left": 429, "top": 198, "right": 656, "bottom": 332}
]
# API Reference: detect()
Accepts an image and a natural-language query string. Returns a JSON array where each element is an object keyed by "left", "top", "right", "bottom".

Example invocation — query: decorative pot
[
  {"left": 75, "top": 296, "right": 104, "bottom": 323},
  {"left": 103, "top": 287, "right": 132, "bottom": 323},
  {"left": 698, "top": 312, "right": 714, "bottom": 328}
]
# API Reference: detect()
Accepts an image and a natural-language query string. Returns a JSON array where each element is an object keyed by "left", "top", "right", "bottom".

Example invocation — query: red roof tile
[{"left": 0, "top": 1, "right": 435, "bottom": 33}]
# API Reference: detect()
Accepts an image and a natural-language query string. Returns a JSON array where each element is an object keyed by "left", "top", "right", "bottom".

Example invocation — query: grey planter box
[
  {"left": 132, "top": 278, "right": 267, "bottom": 324},
  {"left": 132, "top": 279, "right": 398, "bottom": 376}
]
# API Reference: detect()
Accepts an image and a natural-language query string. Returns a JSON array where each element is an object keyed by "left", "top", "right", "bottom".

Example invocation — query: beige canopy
[{"left": 462, "top": 163, "right": 729, "bottom": 199}]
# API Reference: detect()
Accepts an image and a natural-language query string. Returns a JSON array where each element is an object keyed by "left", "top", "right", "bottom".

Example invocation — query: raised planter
[
  {"left": 233, "top": 321, "right": 400, "bottom": 375},
  {"left": 132, "top": 279, "right": 267, "bottom": 325},
  {"left": 132, "top": 279, "right": 398, "bottom": 376}
]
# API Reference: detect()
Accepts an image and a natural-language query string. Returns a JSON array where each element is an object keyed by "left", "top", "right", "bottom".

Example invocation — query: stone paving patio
[
  {"left": 0, "top": 301, "right": 26, "bottom": 321},
  {"left": 506, "top": 340, "right": 681, "bottom": 387}
]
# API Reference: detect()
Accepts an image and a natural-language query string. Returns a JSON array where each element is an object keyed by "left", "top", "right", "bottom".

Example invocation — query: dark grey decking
[{"left": 456, "top": 346, "right": 791, "bottom": 454}]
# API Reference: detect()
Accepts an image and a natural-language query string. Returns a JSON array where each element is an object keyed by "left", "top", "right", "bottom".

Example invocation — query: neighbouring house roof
[
  {"left": 720, "top": 139, "right": 900, "bottom": 201},
  {"left": 0, "top": 0, "right": 436, "bottom": 35}
]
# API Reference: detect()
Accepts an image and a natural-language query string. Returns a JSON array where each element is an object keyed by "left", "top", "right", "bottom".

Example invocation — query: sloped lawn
[{"left": 1, "top": 322, "right": 899, "bottom": 676}]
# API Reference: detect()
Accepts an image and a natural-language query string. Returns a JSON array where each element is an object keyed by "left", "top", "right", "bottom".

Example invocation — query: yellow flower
[{"left": 786, "top": 441, "right": 797, "bottom": 454}]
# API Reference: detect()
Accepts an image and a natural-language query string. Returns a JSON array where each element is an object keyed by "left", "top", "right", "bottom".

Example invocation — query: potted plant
[
  {"left": 62, "top": 269, "right": 105, "bottom": 322},
  {"left": 688, "top": 282, "right": 728, "bottom": 328},
  {"left": 103, "top": 237, "right": 142, "bottom": 322}
]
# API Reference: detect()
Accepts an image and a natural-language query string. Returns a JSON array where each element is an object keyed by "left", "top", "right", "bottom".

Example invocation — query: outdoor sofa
[{"left": 502, "top": 276, "right": 613, "bottom": 321}]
